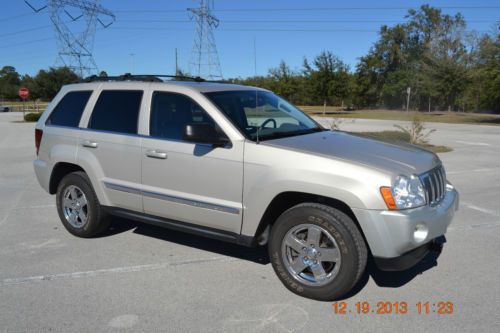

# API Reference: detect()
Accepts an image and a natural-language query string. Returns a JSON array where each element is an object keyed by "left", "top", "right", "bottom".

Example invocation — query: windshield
[{"left": 204, "top": 90, "right": 323, "bottom": 141}]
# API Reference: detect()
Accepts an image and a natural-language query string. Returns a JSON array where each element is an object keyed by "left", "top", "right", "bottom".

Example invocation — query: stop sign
[{"left": 19, "top": 88, "right": 29, "bottom": 100}]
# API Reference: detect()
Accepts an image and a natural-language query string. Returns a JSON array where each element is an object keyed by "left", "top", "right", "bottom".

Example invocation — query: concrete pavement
[{"left": 0, "top": 112, "right": 499, "bottom": 332}]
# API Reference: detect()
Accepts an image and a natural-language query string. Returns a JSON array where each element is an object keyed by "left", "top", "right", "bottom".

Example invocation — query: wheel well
[
  {"left": 49, "top": 162, "right": 85, "bottom": 194},
  {"left": 254, "top": 192, "right": 366, "bottom": 246}
]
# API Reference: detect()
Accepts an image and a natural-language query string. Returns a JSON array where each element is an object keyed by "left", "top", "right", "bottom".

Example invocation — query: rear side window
[
  {"left": 88, "top": 90, "right": 143, "bottom": 134},
  {"left": 150, "top": 91, "right": 217, "bottom": 140},
  {"left": 46, "top": 91, "right": 92, "bottom": 127}
]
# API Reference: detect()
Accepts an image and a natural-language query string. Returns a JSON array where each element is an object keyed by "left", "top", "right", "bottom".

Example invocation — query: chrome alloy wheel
[
  {"left": 62, "top": 185, "right": 89, "bottom": 228},
  {"left": 281, "top": 223, "right": 341, "bottom": 286}
]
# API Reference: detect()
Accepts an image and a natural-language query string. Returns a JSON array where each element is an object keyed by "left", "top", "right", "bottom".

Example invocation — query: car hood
[{"left": 261, "top": 130, "right": 440, "bottom": 175}]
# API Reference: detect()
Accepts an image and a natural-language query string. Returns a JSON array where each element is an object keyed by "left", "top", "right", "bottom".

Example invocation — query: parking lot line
[
  {"left": 1, "top": 256, "right": 235, "bottom": 287},
  {"left": 455, "top": 140, "right": 491, "bottom": 146},
  {"left": 462, "top": 202, "right": 499, "bottom": 217},
  {"left": 446, "top": 168, "right": 498, "bottom": 175}
]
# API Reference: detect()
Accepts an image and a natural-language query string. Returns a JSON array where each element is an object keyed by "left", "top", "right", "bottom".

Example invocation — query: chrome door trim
[
  {"left": 103, "top": 181, "right": 240, "bottom": 215},
  {"left": 103, "top": 182, "right": 142, "bottom": 195}
]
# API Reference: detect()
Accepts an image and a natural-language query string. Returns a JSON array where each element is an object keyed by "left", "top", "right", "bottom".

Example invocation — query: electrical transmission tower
[
  {"left": 25, "top": 0, "right": 115, "bottom": 77},
  {"left": 188, "top": 0, "right": 223, "bottom": 80}
]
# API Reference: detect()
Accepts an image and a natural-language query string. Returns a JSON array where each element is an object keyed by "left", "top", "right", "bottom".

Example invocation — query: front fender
[{"left": 240, "top": 162, "right": 390, "bottom": 237}]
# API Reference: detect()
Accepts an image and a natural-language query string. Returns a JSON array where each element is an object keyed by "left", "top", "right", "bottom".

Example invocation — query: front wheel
[{"left": 268, "top": 203, "right": 367, "bottom": 301}]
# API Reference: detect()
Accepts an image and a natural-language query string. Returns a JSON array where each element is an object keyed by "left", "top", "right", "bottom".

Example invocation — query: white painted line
[
  {"left": 447, "top": 168, "right": 498, "bottom": 175},
  {"left": 1, "top": 256, "right": 234, "bottom": 287},
  {"left": 14, "top": 204, "right": 56, "bottom": 209},
  {"left": 0, "top": 181, "right": 31, "bottom": 226},
  {"left": 448, "top": 221, "right": 500, "bottom": 231},
  {"left": 463, "top": 202, "right": 499, "bottom": 217},
  {"left": 455, "top": 140, "right": 491, "bottom": 146}
]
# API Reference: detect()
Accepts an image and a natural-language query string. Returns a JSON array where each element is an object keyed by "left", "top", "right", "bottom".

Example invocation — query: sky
[{"left": 0, "top": 0, "right": 498, "bottom": 78}]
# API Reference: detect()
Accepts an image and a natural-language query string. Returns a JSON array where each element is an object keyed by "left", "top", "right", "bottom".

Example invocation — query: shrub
[
  {"left": 24, "top": 112, "right": 42, "bottom": 122},
  {"left": 394, "top": 112, "right": 435, "bottom": 144}
]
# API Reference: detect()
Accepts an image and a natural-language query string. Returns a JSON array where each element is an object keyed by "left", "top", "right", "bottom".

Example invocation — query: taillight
[{"left": 35, "top": 129, "right": 43, "bottom": 155}]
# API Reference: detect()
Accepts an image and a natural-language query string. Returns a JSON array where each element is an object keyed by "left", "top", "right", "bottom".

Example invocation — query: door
[
  {"left": 141, "top": 91, "right": 243, "bottom": 233},
  {"left": 78, "top": 89, "right": 144, "bottom": 212}
]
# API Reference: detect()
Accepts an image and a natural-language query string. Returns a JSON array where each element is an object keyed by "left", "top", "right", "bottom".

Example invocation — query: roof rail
[{"left": 80, "top": 73, "right": 206, "bottom": 83}]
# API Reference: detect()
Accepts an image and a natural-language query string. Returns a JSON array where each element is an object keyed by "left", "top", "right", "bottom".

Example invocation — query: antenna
[
  {"left": 253, "top": 36, "right": 257, "bottom": 76},
  {"left": 175, "top": 48, "right": 179, "bottom": 75},
  {"left": 187, "top": 0, "right": 223, "bottom": 80},
  {"left": 25, "top": 0, "right": 115, "bottom": 78}
]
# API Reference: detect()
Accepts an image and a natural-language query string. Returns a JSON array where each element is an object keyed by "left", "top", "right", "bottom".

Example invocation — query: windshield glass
[{"left": 204, "top": 90, "right": 323, "bottom": 141}]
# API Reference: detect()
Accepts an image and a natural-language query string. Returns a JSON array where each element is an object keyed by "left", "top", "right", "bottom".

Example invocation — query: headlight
[{"left": 380, "top": 175, "right": 426, "bottom": 210}]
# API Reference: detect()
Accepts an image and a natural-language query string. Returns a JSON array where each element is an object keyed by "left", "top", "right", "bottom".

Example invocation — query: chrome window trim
[{"left": 103, "top": 181, "right": 240, "bottom": 215}]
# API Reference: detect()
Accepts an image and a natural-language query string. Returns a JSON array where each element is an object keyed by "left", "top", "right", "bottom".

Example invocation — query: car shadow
[
  {"left": 339, "top": 236, "right": 447, "bottom": 300},
  {"left": 106, "top": 216, "right": 270, "bottom": 265},
  {"left": 104, "top": 217, "right": 445, "bottom": 297}
]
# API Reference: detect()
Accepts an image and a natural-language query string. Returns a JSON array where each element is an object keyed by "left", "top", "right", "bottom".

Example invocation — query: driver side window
[{"left": 149, "top": 91, "right": 220, "bottom": 141}]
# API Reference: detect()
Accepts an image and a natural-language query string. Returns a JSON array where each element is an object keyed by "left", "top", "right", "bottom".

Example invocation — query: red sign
[{"left": 18, "top": 88, "right": 29, "bottom": 100}]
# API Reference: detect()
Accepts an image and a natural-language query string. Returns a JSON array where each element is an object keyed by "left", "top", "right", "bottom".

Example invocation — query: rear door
[
  {"left": 140, "top": 90, "right": 244, "bottom": 233},
  {"left": 77, "top": 87, "right": 145, "bottom": 212}
]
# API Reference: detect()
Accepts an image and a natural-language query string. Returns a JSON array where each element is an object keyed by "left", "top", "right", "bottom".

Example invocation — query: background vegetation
[
  {"left": 0, "top": 5, "right": 498, "bottom": 113},
  {"left": 233, "top": 5, "right": 499, "bottom": 113}
]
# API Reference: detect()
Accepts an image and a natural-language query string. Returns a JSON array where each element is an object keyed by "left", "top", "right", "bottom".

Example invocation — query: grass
[
  {"left": 355, "top": 130, "right": 452, "bottom": 153},
  {"left": 301, "top": 107, "right": 500, "bottom": 126}
]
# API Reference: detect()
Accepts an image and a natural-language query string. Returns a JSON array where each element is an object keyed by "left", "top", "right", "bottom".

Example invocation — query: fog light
[{"left": 413, "top": 223, "right": 428, "bottom": 242}]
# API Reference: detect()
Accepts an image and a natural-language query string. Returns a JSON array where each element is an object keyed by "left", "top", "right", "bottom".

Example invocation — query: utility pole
[
  {"left": 406, "top": 86, "right": 411, "bottom": 112},
  {"left": 25, "top": 0, "right": 115, "bottom": 78},
  {"left": 188, "top": 0, "right": 223, "bottom": 80}
]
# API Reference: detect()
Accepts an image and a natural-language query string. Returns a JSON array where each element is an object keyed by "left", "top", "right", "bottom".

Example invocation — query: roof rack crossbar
[{"left": 80, "top": 73, "right": 206, "bottom": 83}]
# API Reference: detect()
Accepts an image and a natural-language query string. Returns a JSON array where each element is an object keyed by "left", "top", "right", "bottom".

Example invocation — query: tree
[
  {"left": 0, "top": 66, "right": 21, "bottom": 100},
  {"left": 23, "top": 67, "right": 79, "bottom": 100},
  {"left": 464, "top": 34, "right": 500, "bottom": 112},
  {"left": 303, "top": 51, "right": 350, "bottom": 106}
]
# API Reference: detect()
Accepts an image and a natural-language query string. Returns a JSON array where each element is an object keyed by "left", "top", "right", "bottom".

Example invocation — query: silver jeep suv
[{"left": 33, "top": 75, "right": 459, "bottom": 301}]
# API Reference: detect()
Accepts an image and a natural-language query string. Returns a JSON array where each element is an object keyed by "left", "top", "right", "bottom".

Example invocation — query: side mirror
[{"left": 184, "top": 123, "right": 228, "bottom": 147}]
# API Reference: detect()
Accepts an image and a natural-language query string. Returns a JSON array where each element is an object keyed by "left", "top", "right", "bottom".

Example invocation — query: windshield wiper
[{"left": 257, "top": 127, "right": 324, "bottom": 141}]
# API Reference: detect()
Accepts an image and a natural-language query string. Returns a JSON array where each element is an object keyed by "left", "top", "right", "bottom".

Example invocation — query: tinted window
[
  {"left": 150, "top": 92, "right": 218, "bottom": 140},
  {"left": 88, "top": 90, "right": 143, "bottom": 134},
  {"left": 46, "top": 91, "right": 92, "bottom": 127}
]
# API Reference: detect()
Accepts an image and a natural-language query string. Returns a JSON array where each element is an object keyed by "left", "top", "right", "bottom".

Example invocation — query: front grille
[{"left": 420, "top": 166, "right": 446, "bottom": 205}]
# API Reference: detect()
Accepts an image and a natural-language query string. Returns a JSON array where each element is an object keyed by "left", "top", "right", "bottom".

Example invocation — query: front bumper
[
  {"left": 373, "top": 238, "right": 444, "bottom": 271},
  {"left": 352, "top": 187, "right": 459, "bottom": 263}
]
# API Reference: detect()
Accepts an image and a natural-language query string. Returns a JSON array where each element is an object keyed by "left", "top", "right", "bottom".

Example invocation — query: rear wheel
[
  {"left": 269, "top": 203, "right": 367, "bottom": 301},
  {"left": 56, "top": 171, "right": 110, "bottom": 238}
]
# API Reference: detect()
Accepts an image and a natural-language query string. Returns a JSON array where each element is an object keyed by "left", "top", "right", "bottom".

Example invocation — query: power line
[
  {"left": 0, "top": 12, "right": 35, "bottom": 23},
  {"left": 114, "top": 6, "right": 500, "bottom": 13},
  {"left": 108, "top": 26, "right": 493, "bottom": 34},
  {"left": 0, "top": 37, "right": 55, "bottom": 49},
  {"left": 2, "top": 18, "right": 496, "bottom": 40},
  {"left": 117, "top": 18, "right": 499, "bottom": 24},
  {"left": 112, "top": 27, "right": 378, "bottom": 32},
  {"left": 0, "top": 24, "right": 52, "bottom": 39}
]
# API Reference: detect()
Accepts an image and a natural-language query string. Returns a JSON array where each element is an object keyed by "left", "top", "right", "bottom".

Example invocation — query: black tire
[
  {"left": 56, "top": 171, "right": 110, "bottom": 238},
  {"left": 268, "top": 203, "right": 367, "bottom": 301}
]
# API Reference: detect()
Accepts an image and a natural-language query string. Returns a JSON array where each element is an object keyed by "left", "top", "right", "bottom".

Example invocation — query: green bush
[{"left": 24, "top": 112, "right": 42, "bottom": 122}]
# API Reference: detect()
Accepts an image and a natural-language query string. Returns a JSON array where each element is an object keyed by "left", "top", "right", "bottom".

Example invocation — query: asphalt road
[{"left": 1, "top": 112, "right": 499, "bottom": 332}]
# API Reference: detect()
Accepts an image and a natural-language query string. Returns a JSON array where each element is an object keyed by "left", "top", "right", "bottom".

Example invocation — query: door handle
[
  {"left": 82, "top": 140, "right": 98, "bottom": 148},
  {"left": 146, "top": 150, "right": 167, "bottom": 159}
]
